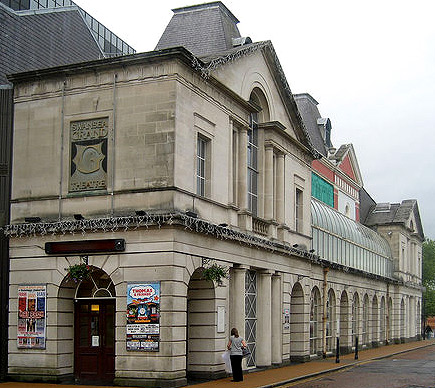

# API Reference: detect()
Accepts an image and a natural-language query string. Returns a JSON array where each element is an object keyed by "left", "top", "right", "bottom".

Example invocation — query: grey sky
[{"left": 74, "top": 0, "right": 435, "bottom": 239}]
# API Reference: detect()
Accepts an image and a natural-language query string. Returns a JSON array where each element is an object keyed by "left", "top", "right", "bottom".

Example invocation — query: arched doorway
[
  {"left": 380, "top": 296, "right": 386, "bottom": 343},
  {"left": 352, "top": 293, "right": 360, "bottom": 348},
  {"left": 290, "top": 282, "right": 305, "bottom": 361},
  {"left": 70, "top": 266, "right": 116, "bottom": 384},
  {"left": 362, "top": 294, "right": 369, "bottom": 346},
  {"left": 387, "top": 297, "right": 393, "bottom": 343},
  {"left": 310, "top": 286, "right": 321, "bottom": 355},
  {"left": 400, "top": 298, "right": 406, "bottom": 340},
  {"left": 372, "top": 295, "right": 379, "bottom": 345},
  {"left": 339, "top": 290, "right": 349, "bottom": 351},
  {"left": 186, "top": 268, "right": 216, "bottom": 379},
  {"left": 326, "top": 289, "right": 336, "bottom": 353}
]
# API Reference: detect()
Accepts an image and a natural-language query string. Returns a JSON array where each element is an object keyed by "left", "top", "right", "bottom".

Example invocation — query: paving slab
[{"left": 1, "top": 339, "right": 434, "bottom": 388}]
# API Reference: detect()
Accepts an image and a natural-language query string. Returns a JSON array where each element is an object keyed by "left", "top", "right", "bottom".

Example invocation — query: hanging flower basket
[
  {"left": 202, "top": 263, "right": 229, "bottom": 285},
  {"left": 65, "top": 263, "right": 91, "bottom": 283}
]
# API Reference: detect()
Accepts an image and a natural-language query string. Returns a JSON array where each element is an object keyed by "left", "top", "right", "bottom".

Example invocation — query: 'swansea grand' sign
[{"left": 69, "top": 118, "right": 108, "bottom": 192}]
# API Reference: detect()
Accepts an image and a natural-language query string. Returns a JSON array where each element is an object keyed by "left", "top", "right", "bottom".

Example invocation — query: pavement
[{"left": 1, "top": 339, "right": 434, "bottom": 388}]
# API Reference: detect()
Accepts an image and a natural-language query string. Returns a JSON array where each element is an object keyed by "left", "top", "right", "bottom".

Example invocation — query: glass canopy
[{"left": 311, "top": 198, "right": 393, "bottom": 278}]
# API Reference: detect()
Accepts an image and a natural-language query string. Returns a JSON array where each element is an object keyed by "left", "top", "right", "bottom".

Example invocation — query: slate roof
[
  {"left": 0, "top": 5, "right": 102, "bottom": 85},
  {"left": 293, "top": 93, "right": 329, "bottom": 157},
  {"left": 364, "top": 199, "right": 424, "bottom": 239},
  {"left": 155, "top": 1, "right": 242, "bottom": 57},
  {"left": 359, "top": 187, "right": 377, "bottom": 224}
]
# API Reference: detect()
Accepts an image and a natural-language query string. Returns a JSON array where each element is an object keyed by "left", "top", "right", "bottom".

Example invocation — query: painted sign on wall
[
  {"left": 126, "top": 282, "right": 160, "bottom": 351},
  {"left": 69, "top": 117, "right": 108, "bottom": 192},
  {"left": 17, "top": 285, "right": 46, "bottom": 349}
]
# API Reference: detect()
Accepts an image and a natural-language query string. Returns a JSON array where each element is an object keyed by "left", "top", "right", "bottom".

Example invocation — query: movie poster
[
  {"left": 17, "top": 285, "right": 46, "bottom": 349},
  {"left": 126, "top": 282, "right": 160, "bottom": 351}
]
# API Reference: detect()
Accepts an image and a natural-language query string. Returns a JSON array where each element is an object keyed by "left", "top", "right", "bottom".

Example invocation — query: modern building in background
[
  {"left": 0, "top": 0, "right": 134, "bottom": 380},
  {"left": 2, "top": 1, "right": 424, "bottom": 387}
]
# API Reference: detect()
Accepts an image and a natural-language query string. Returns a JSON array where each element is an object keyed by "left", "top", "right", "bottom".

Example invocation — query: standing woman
[{"left": 227, "top": 327, "right": 247, "bottom": 382}]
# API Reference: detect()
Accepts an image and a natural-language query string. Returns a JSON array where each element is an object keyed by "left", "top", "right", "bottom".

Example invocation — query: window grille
[{"left": 244, "top": 270, "right": 257, "bottom": 367}]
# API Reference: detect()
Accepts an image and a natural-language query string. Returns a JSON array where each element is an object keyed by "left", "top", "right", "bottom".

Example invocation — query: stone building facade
[{"left": 5, "top": 2, "right": 423, "bottom": 387}]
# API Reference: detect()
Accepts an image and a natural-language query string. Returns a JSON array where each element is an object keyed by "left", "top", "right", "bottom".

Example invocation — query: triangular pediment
[
  {"left": 200, "top": 42, "right": 317, "bottom": 156},
  {"left": 339, "top": 154, "right": 357, "bottom": 181},
  {"left": 334, "top": 144, "right": 363, "bottom": 187}
]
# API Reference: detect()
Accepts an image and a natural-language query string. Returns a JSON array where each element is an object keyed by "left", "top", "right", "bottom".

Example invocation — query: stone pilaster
[
  {"left": 230, "top": 266, "right": 247, "bottom": 338},
  {"left": 275, "top": 153, "right": 285, "bottom": 224},
  {"left": 264, "top": 145, "right": 274, "bottom": 220},
  {"left": 271, "top": 273, "right": 282, "bottom": 364},
  {"left": 256, "top": 270, "right": 273, "bottom": 367}
]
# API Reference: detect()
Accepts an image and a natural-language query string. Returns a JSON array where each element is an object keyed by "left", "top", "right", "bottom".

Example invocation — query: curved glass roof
[{"left": 311, "top": 198, "right": 392, "bottom": 259}]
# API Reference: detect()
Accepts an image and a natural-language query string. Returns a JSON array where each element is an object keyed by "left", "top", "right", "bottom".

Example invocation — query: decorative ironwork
[
  {"left": 3, "top": 212, "right": 317, "bottom": 262},
  {"left": 245, "top": 270, "right": 257, "bottom": 367}
]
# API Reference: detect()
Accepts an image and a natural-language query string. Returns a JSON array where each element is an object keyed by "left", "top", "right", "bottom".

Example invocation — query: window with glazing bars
[
  {"left": 196, "top": 135, "right": 207, "bottom": 197},
  {"left": 295, "top": 188, "right": 303, "bottom": 232},
  {"left": 247, "top": 113, "right": 258, "bottom": 217}
]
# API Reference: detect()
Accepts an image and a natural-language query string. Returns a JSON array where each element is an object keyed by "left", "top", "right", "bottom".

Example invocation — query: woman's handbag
[{"left": 242, "top": 346, "right": 251, "bottom": 358}]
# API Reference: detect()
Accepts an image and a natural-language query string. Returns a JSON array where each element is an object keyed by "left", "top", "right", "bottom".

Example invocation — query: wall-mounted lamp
[
  {"left": 74, "top": 214, "right": 85, "bottom": 220},
  {"left": 25, "top": 217, "right": 41, "bottom": 223}
]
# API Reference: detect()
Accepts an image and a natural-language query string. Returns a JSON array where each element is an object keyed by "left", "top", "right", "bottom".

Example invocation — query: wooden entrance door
[{"left": 74, "top": 299, "right": 115, "bottom": 384}]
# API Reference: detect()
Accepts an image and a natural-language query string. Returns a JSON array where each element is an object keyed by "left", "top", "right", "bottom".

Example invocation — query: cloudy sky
[{"left": 74, "top": 0, "right": 435, "bottom": 239}]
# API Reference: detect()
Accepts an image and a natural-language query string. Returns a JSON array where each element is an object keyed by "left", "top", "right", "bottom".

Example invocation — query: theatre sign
[{"left": 69, "top": 117, "right": 108, "bottom": 192}]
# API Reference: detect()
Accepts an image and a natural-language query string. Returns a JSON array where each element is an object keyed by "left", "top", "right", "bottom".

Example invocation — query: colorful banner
[
  {"left": 17, "top": 285, "right": 46, "bottom": 349},
  {"left": 126, "top": 282, "right": 160, "bottom": 351}
]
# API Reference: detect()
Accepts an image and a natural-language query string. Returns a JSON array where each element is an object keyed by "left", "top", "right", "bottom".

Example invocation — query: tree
[{"left": 423, "top": 238, "right": 435, "bottom": 318}]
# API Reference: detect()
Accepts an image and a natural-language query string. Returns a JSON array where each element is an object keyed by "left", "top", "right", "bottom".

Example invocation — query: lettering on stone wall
[{"left": 69, "top": 118, "right": 108, "bottom": 192}]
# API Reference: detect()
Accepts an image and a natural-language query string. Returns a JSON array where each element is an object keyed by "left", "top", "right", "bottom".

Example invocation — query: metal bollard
[{"left": 354, "top": 336, "right": 359, "bottom": 360}]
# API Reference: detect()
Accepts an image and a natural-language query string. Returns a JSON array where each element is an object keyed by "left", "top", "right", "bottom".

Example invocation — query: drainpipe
[
  {"left": 386, "top": 283, "right": 390, "bottom": 344},
  {"left": 58, "top": 79, "right": 66, "bottom": 221},
  {"left": 322, "top": 266, "right": 329, "bottom": 358},
  {"left": 110, "top": 73, "right": 117, "bottom": 215}
]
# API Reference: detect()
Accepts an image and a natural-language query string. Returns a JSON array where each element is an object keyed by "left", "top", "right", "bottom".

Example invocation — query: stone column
[
  {"left": 275, "top": 153, "right": 285, "bottom": 224},
  {"left": 264, "top": 145, "right": 274, "bottom": 220},
  {"left": 230, "top": 266, "right": 247, "bottom": 338},
  {"left": 271, "top": 273, "right": 282, "bottom": 364},
  {"left": 257, "top": 270, "right": 273, "bottom": 367},
  {"left": 237, "top": 128, "right": 248, "bottom": 211}
]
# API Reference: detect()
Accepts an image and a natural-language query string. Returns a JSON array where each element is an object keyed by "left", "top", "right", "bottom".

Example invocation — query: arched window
[
  {"left": 247, "top": 111, "right": 258, "bottom": 216},
  {"left": 247, "top": 88, "right": 270, "bottom": 218},
  {"left": 75, "top": 267, "right": 115, "bottom": 299}
]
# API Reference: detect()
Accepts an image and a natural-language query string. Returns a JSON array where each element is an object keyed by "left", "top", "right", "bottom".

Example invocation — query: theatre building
[{"left": 5, "top": 2, "right": 423, "bottom": 387}]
